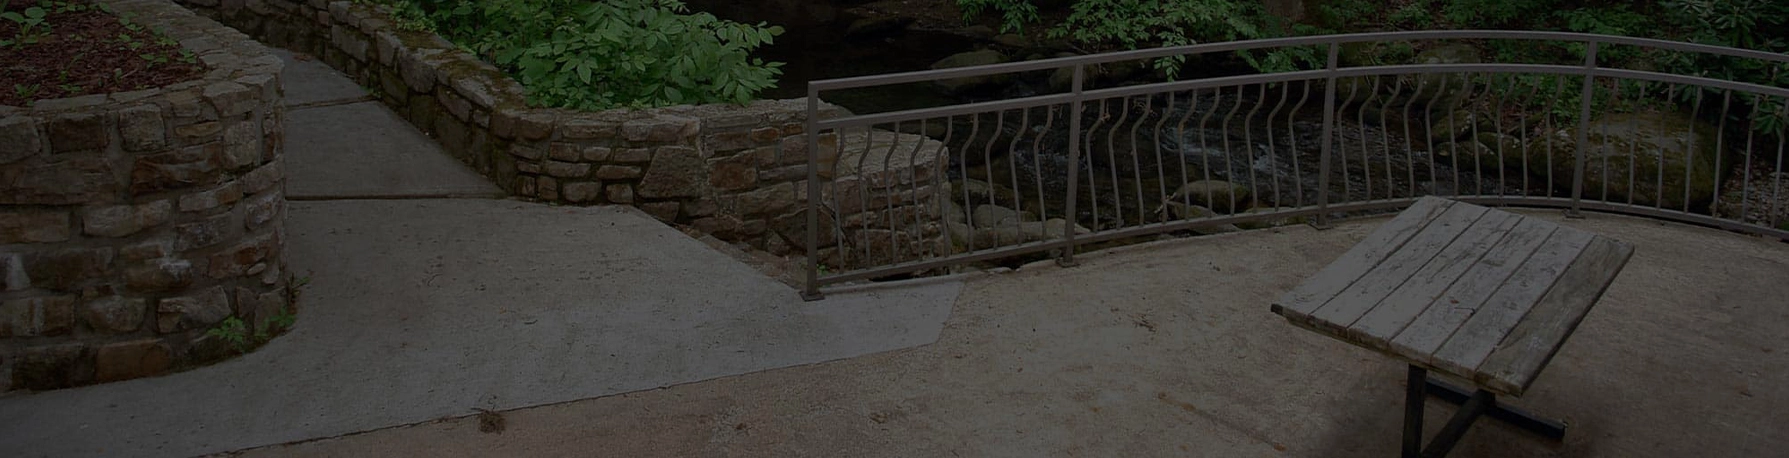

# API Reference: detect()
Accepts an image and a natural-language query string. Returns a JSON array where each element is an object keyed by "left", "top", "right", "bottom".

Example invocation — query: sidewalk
[{"left": 0, "top": 49, "right": 962, "bottom": 458}]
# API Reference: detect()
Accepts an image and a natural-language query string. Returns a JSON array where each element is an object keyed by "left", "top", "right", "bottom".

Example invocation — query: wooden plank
[
  {"left": 1386, "top": 219, "right": 1563, "bottom": 369},
  {"left": 1474, "top": 237, "right": 1633, "bottom": 395},
  {"left": 1305, "top": 203, "right": 1490, "bottom": 333},
  {"left": 1272, "top": 196, "right": 1455, "bottom": 320},
  {"left": 1417, "top": 229, "right": 1595, "bottom": 379},
  {"left": 1347, "top": 212, "right": 1530, "bottom": 348}
]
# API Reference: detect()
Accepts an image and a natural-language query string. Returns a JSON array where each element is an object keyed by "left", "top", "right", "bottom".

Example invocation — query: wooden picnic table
[{"left": 1272, "top": 196, "right": 1634, "bottom": 458}]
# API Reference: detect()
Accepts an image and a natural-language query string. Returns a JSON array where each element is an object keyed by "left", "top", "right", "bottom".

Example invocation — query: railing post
[
  {"left": 1568, "top": 40, "right": 1598, "bottom": 219},
  {"left": 1314, "top": 42, "right": 1340, "bottom": 229},
  {"left": 802, "top": 88, "right": 825, "bottom": 301},
  {"left": 1059, "top": 64, "right": 1085, "bottom": 267}
]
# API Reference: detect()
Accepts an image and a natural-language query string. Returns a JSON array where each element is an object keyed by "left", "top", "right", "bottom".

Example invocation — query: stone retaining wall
[
  {"left": 0, "top": 0, "right": 288, "bottom": 391},
  {"left": 177, "top": 0, "right": 943, "bottom": 267}
]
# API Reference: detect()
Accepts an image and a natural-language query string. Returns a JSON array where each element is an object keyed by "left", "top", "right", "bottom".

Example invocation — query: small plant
[
  {"left": 206, "top": 317, "right": 254, "bottom": 354},
  {"left": 13, "top": 83, "right": 39, "bottom": 99},
  {"left": 204, "top": 305, "right": 298, "bottom": 355},
  {"left": 1, "top": 5, "right": 50, "bottom": 48}
]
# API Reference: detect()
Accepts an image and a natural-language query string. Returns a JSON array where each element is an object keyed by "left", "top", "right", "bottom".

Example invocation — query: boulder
[
  {"left": 971, "top": 204, "right": 1036, "bottom": 227},
  {"left": 946, "top": 218, "right": 1089, "bottom": 249},
  {"left": 931, "top": 50, "right": 1010, "bottom": 93},
  {"left": 1167, "top": 180, "right": 1251, "bottom": 213},
  {"left": 845, "top": 16, "right": 914, "bottom": 40},
  {"left": 1405, "top": 45, "right": 1481, "bottom": 105},
  {"left": 1156, "top": 201, "right": 1242, "bottom": 235},
  {"left": 1428, "top": 110, "right": 1498, "bottom": 143},
  {"left": 1236, "top": 207, "right": 1310, "bottom": 230},
  {"left": 1528, "top": 111, "right": 1724, "bottom": 209},
  {"left": 992, "top": 33, "right": 1030, "bottom": 48}
]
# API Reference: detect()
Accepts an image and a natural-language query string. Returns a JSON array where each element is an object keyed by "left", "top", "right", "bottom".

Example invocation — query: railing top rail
[
  {"left": 808, "top": 30, "right": 1789, "bottom": 93},
  {"left": 814, "top": 62, "right": 1789, "bottom": 129}
]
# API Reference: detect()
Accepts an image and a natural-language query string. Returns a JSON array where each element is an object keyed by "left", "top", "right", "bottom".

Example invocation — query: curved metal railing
[{"left": 798, "top": 31, "right": 1789, "bottom": 299}]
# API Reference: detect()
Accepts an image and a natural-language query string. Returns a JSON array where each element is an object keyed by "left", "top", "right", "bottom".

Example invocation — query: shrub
[{"left": 384, "top": 0, "right": 783, "bottom": 110}]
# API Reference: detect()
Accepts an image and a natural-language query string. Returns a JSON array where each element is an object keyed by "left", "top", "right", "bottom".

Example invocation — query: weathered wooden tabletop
[{"left": 1273, "top": 196, "right": 1634, "bottom": 396}]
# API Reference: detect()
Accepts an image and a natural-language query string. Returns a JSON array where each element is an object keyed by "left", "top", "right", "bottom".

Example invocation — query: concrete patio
[{"left": 226, "top": 209, "right": 1789, "bottom": 458}]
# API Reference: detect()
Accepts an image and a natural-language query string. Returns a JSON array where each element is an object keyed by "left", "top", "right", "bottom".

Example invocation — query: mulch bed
[{"left": 0, "top": 0, "right": 207, "bottom": 106}]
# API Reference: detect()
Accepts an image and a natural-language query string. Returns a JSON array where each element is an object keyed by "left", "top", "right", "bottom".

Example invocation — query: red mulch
[{"left": 0, "top": 1, "right": 207, "bottom": 106}]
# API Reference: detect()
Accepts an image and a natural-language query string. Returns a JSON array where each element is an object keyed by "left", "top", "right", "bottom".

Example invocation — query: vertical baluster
[
  {"left": 1088, "top": 101, "right": 1111, "bottom": 230},
  {"left": 803, "top": 93, "right": 821, "bottom": 298},
  {"left": 1358, "top": 76, "right": 1377, "bottom": 201},
  {"left": 1658, "top": 86, "right": 1679, "bottom": 209},
  {"left": 1515, "top": 77, "right": 1533, "bottom": 197},
  {"left": 1402, "top": 76, "right": 1421, "bottom": 199},
  {"left": 1421, "top": 76, "right": 1441, "bottom": 198},
  {"left": 983, "top": 111, "right": 1006, "bottom": 246},
  {"left": 959, "top": 115, "right": 982, "bottom": 253},
  {"left": 1572, "top": 41, "right": 1600, "bottom": 217},
  {"left": 1222, "top": 86, "right": 1244, "bottom": 213},
  {"left": 900, "top": 118, "right": 932, "bottom": 264},
  {"left": 1009, "top": 107, "right": 1031, "bottom": 237},
  {"left": 1712, "top": 90, "right": 1733, "bottom": 217},
  {"left": 883, "top": 122, "right": 908, "bottom": 264},
  {"left": 1492, "top": 74, "right": 1508, "bottom": 197},
  {"left": 1062, "top": 64, "right": 1085, "bottom": 265},
  {"left": 1130, "top": 95, "right": 1150, "bottom": 225},
  {"left": 853, "top": 125, "right": 877, "bottom": 267},
  {"left": 1741, "top": 94, "right": 1760, "bottom": 223},
  {"left": 1266, "top": 83, "right": 1288, "bottom": 208},
  {"left": 1625, "top": 83, "right": 1642, "bottom": 206},
  {"left": 1033, "top": 105, "right": 1057, "bottom": 225},
  {"left": 1154, "top": 94, "right": 1175, "bottom": 221},
  {"left": 1317, "top": 43, "right": 1339, "bottom": 226},
  {"left": 1380, "top": 77, "right": 1400, "bottom": 200},
  {"left": 1176, "top": 91, "right": 1198, "bottom": 211},
  {"left": 935, "top": 116, "right": 957, "bottom": 257},
  {"left": 1245, "top": 84, "right": 1266, "bottom": 210},
  {"left": 1289, "top": 82, "right": 1312, "bottom": 207},
  {"left": 1685, "top": 90, "right": 1704, "bottom": 213},
  {"left": 1772, "top": 102, "right": 1787, "bottom": 230},
  {"left": 1339, "top": 78, "right": 1359, "bottom": 203},
  {"left": 1201, "top": 88, "right": 1220, "bottom": 215},
  {"left": 1547, "top": 77, "right": 1566, "bottom": 199},
  {"left": 1468, "top": 73, "right": 1485, "bottom": 197},
  {"left": 1444, "top": 74, "right": 1468, "bottom": 197}
]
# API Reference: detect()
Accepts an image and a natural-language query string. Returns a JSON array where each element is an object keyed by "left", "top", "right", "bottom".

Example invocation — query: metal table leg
[{"left": 1401, "top": 365, "right": 1568, "bottom": 458}]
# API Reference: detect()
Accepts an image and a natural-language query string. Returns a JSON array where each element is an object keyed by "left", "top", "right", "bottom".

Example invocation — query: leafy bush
[
  {"left": 383, "top": 0, "right": 783, "bottom": 110},
  {"left": 959, "top": 0, "right": 1040, "bottom": 33}
]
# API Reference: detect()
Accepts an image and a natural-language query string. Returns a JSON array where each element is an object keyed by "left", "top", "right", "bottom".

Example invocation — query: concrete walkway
[
  {"left": 0, "top": 50, "right": 962, "bottom": 457},
  {"left": 229, "top": 211, "right": 1789, "bottom": 458}
]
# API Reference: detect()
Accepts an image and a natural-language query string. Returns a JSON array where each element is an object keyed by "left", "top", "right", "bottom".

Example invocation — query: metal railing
[{"left": 799, "top": 31, "right": 1789, "bottom": 299}]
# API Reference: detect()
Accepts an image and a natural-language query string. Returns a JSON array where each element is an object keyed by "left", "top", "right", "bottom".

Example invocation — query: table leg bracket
[{"left": 1402, "top": 365, "right": 1567, "bottom": 458}]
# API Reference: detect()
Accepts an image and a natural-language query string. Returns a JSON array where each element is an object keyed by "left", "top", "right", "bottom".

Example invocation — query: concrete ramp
[{"left": 0, "top": 200, "right": 961, "bottom": 457}]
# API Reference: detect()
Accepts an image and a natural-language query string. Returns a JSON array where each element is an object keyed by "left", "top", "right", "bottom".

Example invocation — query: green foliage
[
  {"left": 959, "top": 0, "right": 1038, "bottom": 33},
  {"left": 1, "top": 6, "right": 49, "bottom": 48},
  {"left": 204, "top": 306, "right": 298, "bottom": 355},
  {"left": 1046, "top": 0, "right": 1319, "bottom": 76},
  {"left": 206, "top": 317, "right": 252, "bottom": 354},
  {"left": 381, "top": 0, "right": 783, "bottom": 110}
]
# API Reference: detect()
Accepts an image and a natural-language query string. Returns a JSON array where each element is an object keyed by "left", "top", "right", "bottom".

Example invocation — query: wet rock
[
  {"left": 1530, "top": 111, "right": 1723, "bottom": 209},
  {"left": 845, "top": 16, "right": 914, "bottom": 40},
  {"left": 1168, "top": 180, "right": 1251, "bottom": 213},
  {"left": 1407, "top": 45, "right": 1481, "bottom": 105},
  {"left": 992, "top": 33, "right": 1029, "bottom": 48},
  {"left": 970, "top": 204, "right": 1036, "bottom": 227},
  {"left": 931, "top": 50, "right": 1010, "bottom": 93}
]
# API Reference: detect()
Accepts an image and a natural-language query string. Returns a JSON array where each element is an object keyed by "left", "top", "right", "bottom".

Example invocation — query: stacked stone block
[
  {"left": 0, "top": 0, "right": 288, "bottom": 391},
  {"left": 176, "top": 0, "right": 945, "bottom": 272}
]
